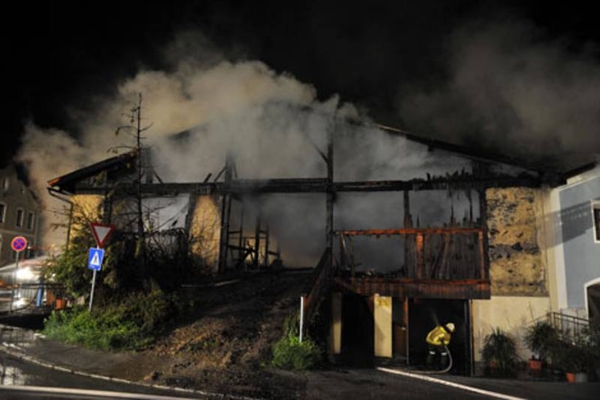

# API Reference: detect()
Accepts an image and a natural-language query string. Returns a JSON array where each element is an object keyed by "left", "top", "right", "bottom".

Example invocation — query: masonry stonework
[{"left": 486, "top": 188, "right": 547, "bottom": 296}]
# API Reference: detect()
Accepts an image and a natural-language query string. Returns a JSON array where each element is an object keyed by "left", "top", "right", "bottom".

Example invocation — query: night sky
[{"left": 4, "top": 0, "right": 600, "bottom": 169}]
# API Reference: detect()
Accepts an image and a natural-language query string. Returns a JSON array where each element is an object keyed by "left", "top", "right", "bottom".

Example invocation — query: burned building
[{"left": 46, "top": 108, "right": 598, "bottom": 375}]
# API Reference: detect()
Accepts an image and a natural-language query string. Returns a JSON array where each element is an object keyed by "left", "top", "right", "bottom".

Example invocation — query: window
[
  {"left": 16, "top": 208, "right": 24, "bottom": 227},
  {"left": 593, "top": 201, "right": 600, "bottom": 243},
  {"left": 2, "top": 177, "right": 8, "bottom": 193},
  {"left": 27, "top": 212, "right": 35, "bottom": 230},
  {"left": 0, "top": 203, "right": 5, "bottom": 223}
]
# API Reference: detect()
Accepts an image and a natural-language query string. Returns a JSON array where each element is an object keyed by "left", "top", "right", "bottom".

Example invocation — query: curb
[{"left": 0, "top": 333, "right": 264, "bottom": 400}]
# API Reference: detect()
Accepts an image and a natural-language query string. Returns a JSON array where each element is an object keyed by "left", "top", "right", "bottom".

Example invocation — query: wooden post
[
  {"left": 218, "top": 157, "right": 234, "bottom": 274},
  {"left": 478, "top": 188, "right": 490, "bottom": 280},
  {"left": 264, "top": 223, "right": 270, "bottom": 268},
  {"left": 403, "top": 190, "right": 412, "bottom": 277},
  {"left": 254, "top": 215, "right": 261, "bottom": 270},
  {"left": 238, "top": 203, "right": 244, "bottom": 266},
  {"left": 415, "top": 233, "right": 424, "bottom": 279},
  {"left": 326, "top": 133, "right": 334, "bottom": 266}
]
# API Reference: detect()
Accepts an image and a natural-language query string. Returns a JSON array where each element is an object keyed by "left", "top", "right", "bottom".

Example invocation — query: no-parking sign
[{"left": 11, "top": 236, "right": 27, "bottom": 252}]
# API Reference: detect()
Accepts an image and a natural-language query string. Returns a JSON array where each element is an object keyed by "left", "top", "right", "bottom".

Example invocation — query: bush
[
  {"left": 271, "top": 314, "right": 321, "bottom": 370},
  {"left": 42, "top": 289, "right": 177, "bottom": 350},
  {"left": 271, "top": 335, "right": 320, "bottom": 370},
  {"left": 549, "top": 325, "right": 600, "bottom": 374},
  {"left": 43, "top": 306, "right": 143, "bottom": 350}
]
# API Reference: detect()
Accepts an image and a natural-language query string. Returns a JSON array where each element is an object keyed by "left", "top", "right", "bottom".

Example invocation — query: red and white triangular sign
[{"left": 90, "top": 222, "right": 115, "bottom": 248}]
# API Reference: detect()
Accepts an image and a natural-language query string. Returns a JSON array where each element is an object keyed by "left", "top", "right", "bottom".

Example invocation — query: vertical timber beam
[
  {"left": 218, "top": 157, "right": 234, "bottom": 274},
  {"left": 265, "top": 223, "right": 270, "bottom": 268},
  {"left": 476, "top": 163, "right": 491, "bottom": 280},
  {"left": 415, "top": 233, "right": 424, "bottom": 279},
  {"left": 326, "top": 124, "right": 334, "bottom": 267},
  {"left": 254, "top": 214, "right": 261, "bottom": 270},
  {"left": 238, "top": 203, "right": 245, "bottom": 267},
  {"left": 403, "top": 190, "right": 412, "bottom": 276}
]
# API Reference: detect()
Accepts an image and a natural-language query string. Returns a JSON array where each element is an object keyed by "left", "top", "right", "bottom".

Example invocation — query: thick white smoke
[{"left": 16, "top": 30, "right": 477, "bottom": 267}]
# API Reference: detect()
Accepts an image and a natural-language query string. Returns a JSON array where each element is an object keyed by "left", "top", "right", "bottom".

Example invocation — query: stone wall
[{"left": 486, "top": 188, "right": 547, "bottom": 296}]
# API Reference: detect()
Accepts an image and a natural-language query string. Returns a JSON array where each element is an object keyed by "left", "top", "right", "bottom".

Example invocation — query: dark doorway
[
  {"left": 341, "top": 293, "right": 374, "bottom": 367},
  {"left": 587, "top": 283, "right": 600, "bottom": 326},
  {"left": 408, "top": 298, "right": 471, "bottom": 375}
]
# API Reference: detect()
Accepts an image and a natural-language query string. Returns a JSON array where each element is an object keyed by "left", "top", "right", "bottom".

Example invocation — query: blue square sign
[{"left": 88, "top": 248, "right": 105, "bottom": 271}]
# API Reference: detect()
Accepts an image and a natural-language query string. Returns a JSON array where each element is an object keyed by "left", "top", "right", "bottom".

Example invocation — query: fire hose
[{"left": 421, "top": 345, "right": 453, "bottom": 374}]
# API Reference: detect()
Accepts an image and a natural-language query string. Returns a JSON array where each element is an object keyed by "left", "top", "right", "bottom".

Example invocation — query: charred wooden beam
[
  {"left": 326, "top": 136, "right": 334, "bottom": 263},
  {"left": 335, "top": 227, "right": 483, "bottom": 236},
  {"left": 64, "top": 173, "right": 543, "bottom": 196},
  {"left": 334, "top": 277, "right": 491, "bottom": 299}
]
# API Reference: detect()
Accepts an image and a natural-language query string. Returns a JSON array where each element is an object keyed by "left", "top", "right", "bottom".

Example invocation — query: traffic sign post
[
  {"left": 88, "top": 248, "right": 105, "bottom": 312},
  {"left": 9, "top": 236, "right": 28, "bottom": 313},
  {"left": 90, "top": 222, "right": 115, "bottom": 248},
  {"left": 88, "top": 223, "right": 113, "bottom": 313}
]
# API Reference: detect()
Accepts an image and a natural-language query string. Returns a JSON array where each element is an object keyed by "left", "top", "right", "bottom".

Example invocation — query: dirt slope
[{"left": 145, "top": 271, "right": 312, "bottom": 399}]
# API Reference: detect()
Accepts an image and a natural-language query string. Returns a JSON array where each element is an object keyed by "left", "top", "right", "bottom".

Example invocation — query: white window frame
[
  {"left": 592, "top": 200, "right": 600, "bottom": 244},
  {"left": 584, "top": 277, "right": 600, "bottom": 323},
  {"left": 27, "top": 211, "right": 35, "bottom": 230},
  {"left": 16, "top": 208, "right": 24, "bottom": 228}
]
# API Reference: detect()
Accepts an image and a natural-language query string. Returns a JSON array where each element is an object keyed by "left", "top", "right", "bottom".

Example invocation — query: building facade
[{"left": 0, "top": 165, "right": 43, "bottom": 266}]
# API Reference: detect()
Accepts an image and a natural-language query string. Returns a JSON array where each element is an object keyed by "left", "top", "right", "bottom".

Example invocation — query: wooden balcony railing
[{"left": 336, "top": 227, "right": 487, "bottom": 281}]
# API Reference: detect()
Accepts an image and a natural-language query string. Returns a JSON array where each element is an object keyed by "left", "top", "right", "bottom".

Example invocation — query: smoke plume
[
  {"left": 16, "top": 26, "right": 537, "bottom": 267},
  {"left": 397, "top": 17, "right": 600, "bottom": 161}
]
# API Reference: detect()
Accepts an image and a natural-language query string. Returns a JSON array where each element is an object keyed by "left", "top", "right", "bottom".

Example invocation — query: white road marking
[
  {"left": 0, "top": 385, "right": 199, "bottom": 399},
  {"left": 377, "top": 367, "right": 528, "bottom": 400}
]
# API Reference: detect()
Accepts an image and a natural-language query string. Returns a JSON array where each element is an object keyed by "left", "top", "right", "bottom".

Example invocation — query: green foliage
[
  {"left": 548, "top": 325, "right": 600, "bottom": 373},
  {"left": 481, "top": 328, "right": 520, "bottom": 377},
  {"left": 271, "top": 314, "right": 321, "bottom": 371},
  {"left": 272, "top": 335, "right": 320, "bottom": 371},
  {"left": 523, "top": 320, "right": 559, "bottom": 361},
  {"left": 43, "top": 306, "right": 143, "bottom": 350},
  {"left": 42, "top": 289, "right": 177, "bottom": 350}
]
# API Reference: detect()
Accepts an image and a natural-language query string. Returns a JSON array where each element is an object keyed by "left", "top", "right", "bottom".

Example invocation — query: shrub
[
  {"left": 43, "top": 306, "right": 143, "bottom": 350},
  {"left": 271, "top": 335, "right": 320, "bottom": 370},
  {"left": 271, "top": 314, "right": 321, "bottom": 370},
  {"left": 42, "top": 289, "right": 177, "bottom": 350}
]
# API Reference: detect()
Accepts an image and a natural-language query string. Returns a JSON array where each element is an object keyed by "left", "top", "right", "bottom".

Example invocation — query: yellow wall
[
  {"left": 374, "top": 294, "right": 393, "bottom": 358},
  {"left": 330, "top": 292, "right": 342, "bottom": 355},
  {"left": 486, "top": 188, "right": 548, "bottom": 296},
  {"left": 70, "top": 195, "right": 104, "bottom": 241},
  {"left": 189, "top": 195, "right": 222, "bottom": 273},
  {"left": 472, "top": 296, "right": 551, "bottom": 361}
]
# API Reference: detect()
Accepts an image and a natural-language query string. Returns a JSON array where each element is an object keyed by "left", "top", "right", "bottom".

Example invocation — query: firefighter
[{"left": 425, "top": 322, "right": 455, "bottom": 369}]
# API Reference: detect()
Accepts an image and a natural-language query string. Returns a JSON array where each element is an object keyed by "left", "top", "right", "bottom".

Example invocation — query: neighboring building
[
  {"left": 546, "top": 164, "right": 600, "bottom": 325},
  {"left": 46, "top": 113, "right": 597, "bottom": 375},
  {"left": 0, "top": 165, "right": 43, "bottom": 266}
]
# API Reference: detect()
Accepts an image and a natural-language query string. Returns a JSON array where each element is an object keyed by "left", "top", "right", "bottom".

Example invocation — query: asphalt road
[{"left": 0, "top": 356, "right": 211, "bottom": 399}]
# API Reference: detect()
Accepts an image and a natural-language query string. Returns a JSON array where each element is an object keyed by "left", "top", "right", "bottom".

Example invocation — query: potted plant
[
  {"left": 481, "top": 328, "right": 520, "bottom": 378},
  {"left": 523, "top": 320, "right": 559, "bottom": 374},
  {"left": 559, "top": 341, "right": 589, "bottom": 382},
  {"left": 548, "top": 328, "right": 596, "bottom": 383}
]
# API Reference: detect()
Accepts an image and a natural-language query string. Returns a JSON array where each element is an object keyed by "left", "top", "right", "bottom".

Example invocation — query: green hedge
[{"left": 42, "top": 290, "right": 176, "bottom": 350}]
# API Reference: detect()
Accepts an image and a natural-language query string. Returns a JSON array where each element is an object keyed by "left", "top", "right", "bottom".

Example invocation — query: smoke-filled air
[
  {"left": 15, "top": 15, "right": 600, "bottom": 267},
  {"left": 398, "top": 17, "right": 600, "bottom": 158}
]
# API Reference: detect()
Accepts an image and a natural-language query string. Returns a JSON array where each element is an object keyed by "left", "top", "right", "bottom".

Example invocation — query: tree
[{"left": 114, "top": 93, "right": 153, "bottom": 289}]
